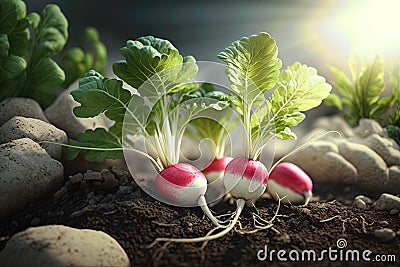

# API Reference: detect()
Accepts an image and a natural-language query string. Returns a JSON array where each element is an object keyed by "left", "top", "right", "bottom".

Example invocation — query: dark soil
[{"left": 0, "top": 167, "right": 399, "bottom": 267}]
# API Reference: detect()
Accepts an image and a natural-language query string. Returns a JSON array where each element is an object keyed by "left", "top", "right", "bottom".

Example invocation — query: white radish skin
[
  {"left": 268, "top": 180, "right": 312, "bottom": 205},
  {"left": 268, "top": 162, "right": 313, "bottom": 205},
  {"left": 203, "top": 157, "right": 233, "bottom": 203},
  {"left": 155, "top": 163, "right": 207, "bottom": 207},
  {"left": 223, "top": 158, "right": 269, "bottom": 200}
]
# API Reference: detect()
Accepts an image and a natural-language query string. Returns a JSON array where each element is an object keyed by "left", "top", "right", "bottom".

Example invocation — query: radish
[
  {"left": 267, "top": 162, "right": 313, "bottom": 205},
  {"left": 148, "top": 32, "right": 331, "bottom": 248},
  {"left": 203, "top": 156, "right": 234, "bottom": 183},
  {"left": 223, "top": 157, "right": 269, "bottom": 200},
  {"left": 155, "top": 162, "right": 222, "bottom": 226},
  {"left": 155, "top": 163, "right": 207, "bottom": 206}
]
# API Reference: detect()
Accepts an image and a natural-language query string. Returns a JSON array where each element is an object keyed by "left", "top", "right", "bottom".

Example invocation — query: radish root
[{"left": 147, "top": 199, "right": 246, "bottom": 249}]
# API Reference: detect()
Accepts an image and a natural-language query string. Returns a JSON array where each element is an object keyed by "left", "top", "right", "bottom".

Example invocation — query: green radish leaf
[
  {"left": 67, "top": 127, "right": 123, "bottom": 162},
  {"left": 267, "top": 62, "right": 331, "bottom": 139},
  {"left": 218, "top": 32, "right": 281, "bottom": 107},
  {"left": 71, "top": 70, "right": 134, "bottom": 136}
]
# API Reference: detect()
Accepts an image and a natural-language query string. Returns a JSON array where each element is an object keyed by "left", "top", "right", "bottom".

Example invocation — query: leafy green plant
[
  {"left": 62, "top": 27, "right": 107, "bottom": 88},
  {"left": 0, "top": 0, "right": 68, "bottom": 107},
  {"left": 0, "top": 0, "right": 107, "bottom": 107},
  {"left": 325, "top": 55, "right": 400, "bottom": 144},
  {"left": 67, "top": 36, "right": 228, "bottom": 165}
]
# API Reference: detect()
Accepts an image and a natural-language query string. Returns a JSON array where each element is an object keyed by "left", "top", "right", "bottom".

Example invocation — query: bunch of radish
[
  {"left": 63, "top": 33, "right": 330, "bottom": 246},
  {"left": 148, "top": 32, "right": 331, "bottom": 246}
]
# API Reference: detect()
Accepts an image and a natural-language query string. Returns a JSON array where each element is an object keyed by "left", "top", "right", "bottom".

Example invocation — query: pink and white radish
[
  {"left": 203, "top": 156, "right": 233, "bottom": 202},
  {"left": 155, "top": 163, "right": 223, "bottom": 226},
  {"left": 223, "top": 157, "right": 269, "bottom": 200},
  {"left": 203, "top": 156, "right": 233, "bottom": 183},
  {"left": 155, "top": 163, "right": 207, "bottom": 206},
  {"left": 268, "top": 162, "right": 313, "bottom": 205}
]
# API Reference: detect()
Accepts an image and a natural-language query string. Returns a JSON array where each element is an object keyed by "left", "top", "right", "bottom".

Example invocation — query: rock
[
  {"left": 0, "top": 97, "right": 48, "bottom": 125},
  {"left": 386, "top": 166, "right": 400, "bottom": 193},
  {"left": 337, "top": 141, "right": 389, "bottom": 189},
  {"left": 287, "top": 140, "right": 357, "bottom": 184},
  {"left": 373, "top": 228, "right": 396, "bottom": 241},
  {"left": 354, "top": 118, "right": 383, "bottom": 138},
  {"left": 348, "top": 134, "right": 400, "bottom": 166},
  {"left": 354, "top": 198, "right": 367, "bottom": 209},
  {"left": 378, "top": 221, "right": 389, "bottom": 226},
  {"left": 355, "top": 195, "right": 373, "bottom": 204},
  {"left": 0, "top": 225, "right": 130, "bottom": 267},
  {"left": 44, "top": 88, "right": 109, "bottom": 139},
  {"left": 374, "top": 193, "right": 400, "bottom": 210},
  {"left": 0, "top": 138, "right": 63, "bottom": 222},
  {"left": 389, "top": 209, "right": 399, "bottom": 215},
  {"left": 312, "top": 115, "right": 354, "bottom": 137},
  {"left": 0, "top": 116, "right": 67, "bottom": 160}
]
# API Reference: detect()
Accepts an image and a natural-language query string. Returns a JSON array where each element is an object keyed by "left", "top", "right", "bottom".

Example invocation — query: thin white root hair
[
  {"left": 147, "top": 199, "right": 246, "bottom": 249},
  {"left": 237, "top": 194, "right": 284, "bottom": 235}
]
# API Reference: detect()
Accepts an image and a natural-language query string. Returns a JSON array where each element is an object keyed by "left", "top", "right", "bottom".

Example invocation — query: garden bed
[{"left": 0, "top": 169, "right": 398, "bottom": 267}]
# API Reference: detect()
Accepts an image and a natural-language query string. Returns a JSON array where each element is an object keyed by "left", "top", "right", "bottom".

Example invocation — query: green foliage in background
[
  {"left": 0, "top": 0, "right": 107, "bottom": 107},
  {"left": 325, "top": 55, "right": 400, "bottom": 145},
  {"left": 0, "top": 0, "right": 68, "bottom": 107}
]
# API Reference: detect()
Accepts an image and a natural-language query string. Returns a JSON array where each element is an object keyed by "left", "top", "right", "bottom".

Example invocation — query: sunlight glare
[{"left": 336, "top": 0, "right": 400, "bottom": 57}]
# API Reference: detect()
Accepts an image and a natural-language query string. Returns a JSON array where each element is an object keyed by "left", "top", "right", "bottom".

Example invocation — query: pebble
[
  {"left": 373, "top": 228, "right": 396, "bottom": 241},
  {"left": 378, "top": 221, "right": 389, "bottom": 226},
  {"left": 355, "top": 195, "right": 373, "bottom": 204},
  {"left": 354, "top": 198, "right": 367, "bottom": 209},
  {"left": 389, "top": 209, "right": 399, "bottom": 215}
]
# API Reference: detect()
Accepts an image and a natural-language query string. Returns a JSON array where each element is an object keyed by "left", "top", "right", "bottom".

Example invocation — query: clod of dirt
[
  {"left": 0, "top": 225, "right": 130, "bottom": 267},
  {"left": 373, "top": 228, "right": 396, "bottom": 241},
  {"left": 390, "top": 209, "right": 399, "bottom": 215}
]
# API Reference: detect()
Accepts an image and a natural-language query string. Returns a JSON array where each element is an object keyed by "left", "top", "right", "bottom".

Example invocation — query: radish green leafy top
[
  {"left": 68, "top": 32, "right": 332, "bottom": 164},
  {"left": 68, "top": 36, "right": 227, "bottom": 167},
  {"left": 218, "top": 32, "right": 332, "bottom": 159}
]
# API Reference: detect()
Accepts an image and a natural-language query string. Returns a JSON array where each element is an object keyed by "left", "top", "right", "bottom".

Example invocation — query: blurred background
[
  {"left": 27, "top": 0, "right": 400, "bottom": 80},
  {"left": 26, "top": 0, "right": 400, "bottom": 159}
]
